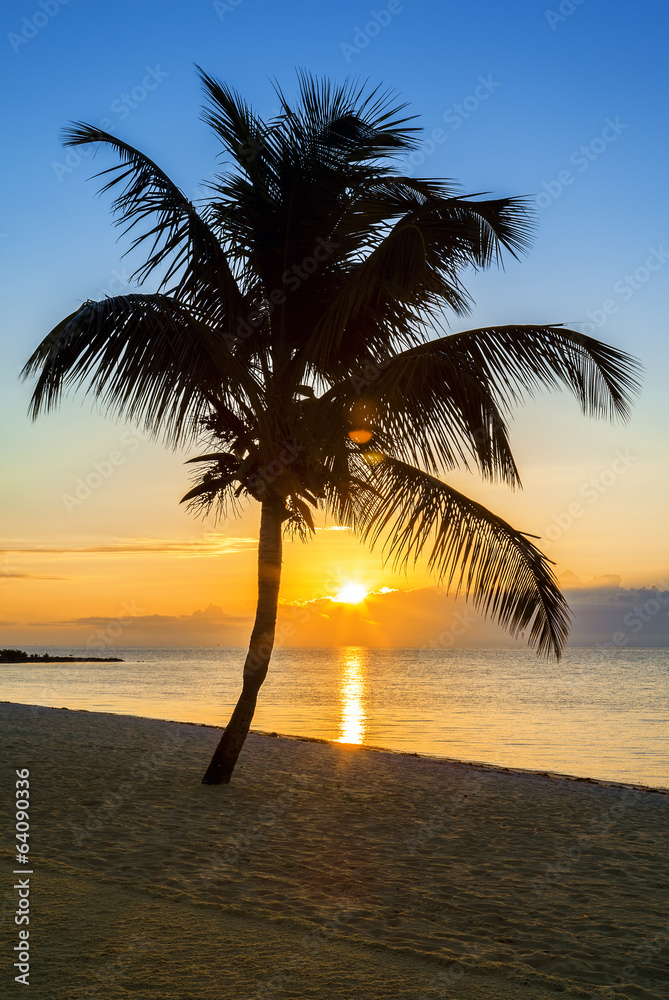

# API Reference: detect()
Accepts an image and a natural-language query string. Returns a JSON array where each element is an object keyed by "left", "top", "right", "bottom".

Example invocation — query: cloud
[
  {"left": 274, "top": 588, "right": 500, "bottom": 649},
  {"left": 0, "top": 572, "right": 68, "bottom": 580},
  {"left": 0, "top": 557, "right": 67, "bottom": 580},
  {"left": 564, "top": 582, "right": 669, "bottom": 647},
  {"left": 6, "top": 603, "right": 254, "bottom": 647},
  {"left": 273, "top": 581, "right": 669, "bottom": 649},
  {"left": 0, "top": 536, "right": 257, "bottom": 558},
  {"left": 27, "top": 604, "right": 252, "bottom": 630},
  {"left": 559, "top": 570, "right": 623, "bottom": 589},
  {"left": 3, "top": 581, "right": 668, "bottom": 649}
]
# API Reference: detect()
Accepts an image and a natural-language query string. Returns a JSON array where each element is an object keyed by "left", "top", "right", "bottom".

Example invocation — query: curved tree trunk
[{"left": 201, "top": 500, "right": 283, "bottom": 784}]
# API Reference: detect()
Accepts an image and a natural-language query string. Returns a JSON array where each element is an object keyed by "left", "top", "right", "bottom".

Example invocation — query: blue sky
[{"left": 1, "top": 0, "right": 668, "bottom": 641}]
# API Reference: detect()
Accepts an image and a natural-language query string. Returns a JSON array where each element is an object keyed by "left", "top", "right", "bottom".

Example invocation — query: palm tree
[{"left": 23, "top": 70, "right": 640, "bottom": 784}]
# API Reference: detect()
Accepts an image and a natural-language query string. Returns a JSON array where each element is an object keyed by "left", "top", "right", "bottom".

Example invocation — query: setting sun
[{"left": 333, "top": 583, "right": 368, "bottom": 604}]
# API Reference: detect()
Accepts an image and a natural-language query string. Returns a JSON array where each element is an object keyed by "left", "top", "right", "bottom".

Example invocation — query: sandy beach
[{"left": 1, "top": 701, "right": 668, "bottom": 999}]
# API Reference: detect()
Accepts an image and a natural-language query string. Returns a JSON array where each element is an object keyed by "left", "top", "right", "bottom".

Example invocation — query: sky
[{"left": 1, "top": 0, "right": 668, "bottom": 649}]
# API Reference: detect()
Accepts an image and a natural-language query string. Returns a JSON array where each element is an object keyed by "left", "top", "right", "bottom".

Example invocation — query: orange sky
[{"left": 1, "top": 388, "right": 667, "bottom": 649}]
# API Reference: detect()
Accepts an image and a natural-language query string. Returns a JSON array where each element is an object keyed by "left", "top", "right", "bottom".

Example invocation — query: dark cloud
[
  {"left": 28, "top": 605, "right": 252, "bottom": 630},
  {"left": 565, "top": 584, "right": 669, "bottom": 647}
]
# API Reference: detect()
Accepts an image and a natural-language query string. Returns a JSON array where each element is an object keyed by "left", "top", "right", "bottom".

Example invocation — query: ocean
[{"left": 2, "top": 645, "right": 667, "bottom": 788}]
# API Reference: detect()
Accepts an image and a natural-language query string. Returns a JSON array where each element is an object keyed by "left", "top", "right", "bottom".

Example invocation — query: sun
[{"left": 333, "top": 583, "right": 368, "bottom": 604}]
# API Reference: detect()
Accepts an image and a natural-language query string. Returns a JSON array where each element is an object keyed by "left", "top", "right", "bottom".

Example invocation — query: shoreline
[
  {"left": 2, "top": 701, "right": 668, "bottom": 998},
  {"left": 1, "top": 645, "right": 665, "bottom": 793},
  {"left": 0, "top": 656, "right": 124, "bottom": 663},
  {"left": 3, "top": 698, "right": 668, "bottom": 794}
]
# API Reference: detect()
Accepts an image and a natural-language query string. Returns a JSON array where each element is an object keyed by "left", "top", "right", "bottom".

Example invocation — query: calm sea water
[{"left": 2, "top": 646, "right": 667, "bottom": 788}]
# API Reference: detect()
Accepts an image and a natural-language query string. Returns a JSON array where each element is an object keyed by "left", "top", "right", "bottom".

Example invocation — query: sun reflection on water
[{"left": 337, "top": 647, "right": 367, "bottom": 744}]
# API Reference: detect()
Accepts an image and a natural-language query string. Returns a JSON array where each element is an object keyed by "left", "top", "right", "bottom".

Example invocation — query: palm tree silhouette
[{"left": 23, "top": 70, "right": 640, "bottom": 783}]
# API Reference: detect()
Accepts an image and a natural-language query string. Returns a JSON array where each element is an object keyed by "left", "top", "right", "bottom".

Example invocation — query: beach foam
[{"left": 1, "top": 702, "right": 667, "bottom": 998}]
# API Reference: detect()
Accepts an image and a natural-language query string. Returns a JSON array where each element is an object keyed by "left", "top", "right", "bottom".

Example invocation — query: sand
[{"left": 1, "top": 702, "right": 668, "bottom": 999}]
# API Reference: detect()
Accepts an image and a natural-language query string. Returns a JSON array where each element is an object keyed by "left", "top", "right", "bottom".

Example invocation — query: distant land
[{"left": 0, "top": 649, "right": 123, "bottom": 664}]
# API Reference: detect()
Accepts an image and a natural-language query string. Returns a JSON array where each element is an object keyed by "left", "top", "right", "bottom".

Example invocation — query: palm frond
[
  {"left": 280, "top": 71, "right": 422, "bottom": 161},
  {"left": 352, "top": 456, "right": 570, "bottom": 658},
  {"left": 197, "top": 67, "right": 282, "bottom": 194},
  {"left": 429, "top": 194, "right": 535, "bottom": 265},
  {"left": 300, "top": 194, "right": 535, "bottom": 373},
  {"left": 180, "top": 473, "right": 238, "bottom": 504},
  {"left": 440, "top": 325, "right": 642, "bottom": 419},
  {"left": 315, "top": 321, "right": 639, "bottom": 481},
  {"left": 61, "top": 123, "right": 245, "bottom": 323},
  {"left": 22, "top": 294, "right": 261, "bottom": 445},
  {"left": 313, "top": 360, "right": 520, "bottom": 485}
]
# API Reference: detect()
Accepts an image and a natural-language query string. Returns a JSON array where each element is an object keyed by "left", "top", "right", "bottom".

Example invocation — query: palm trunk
[{"left": 201, "top": 500, "right": 283, "bottom": 784}]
